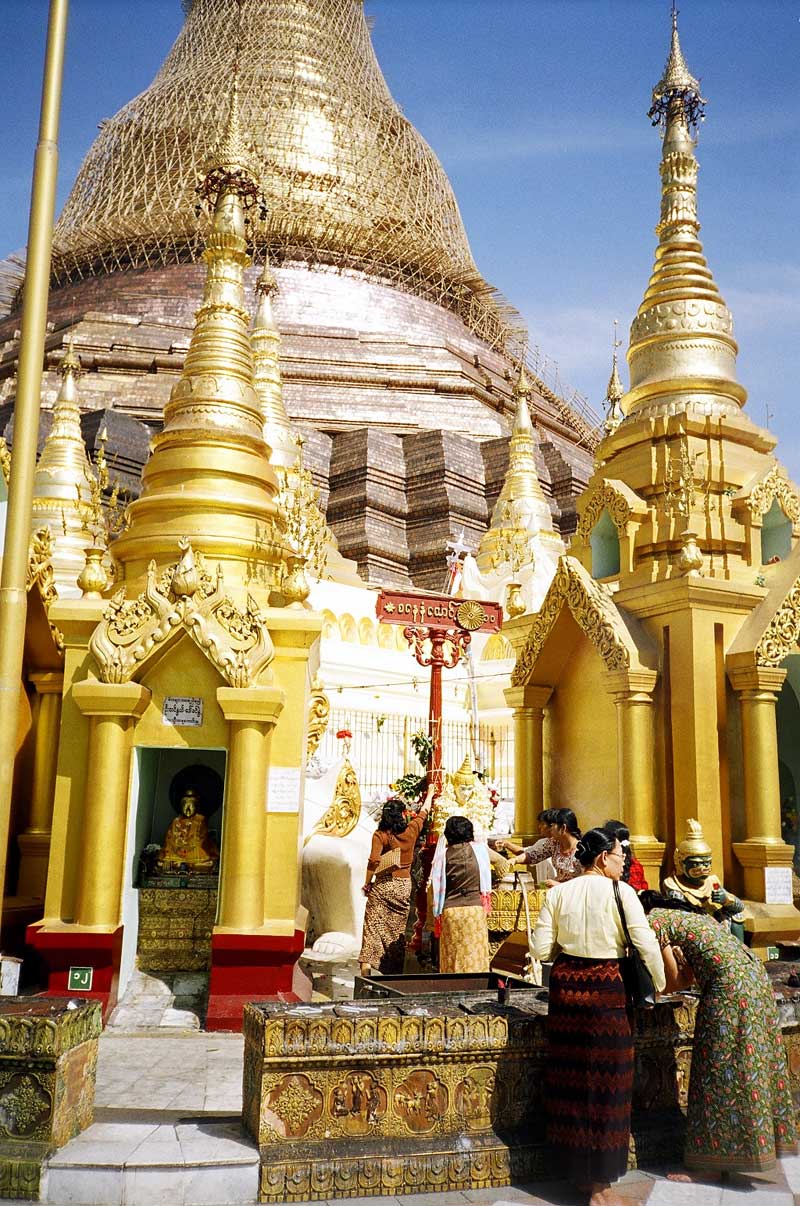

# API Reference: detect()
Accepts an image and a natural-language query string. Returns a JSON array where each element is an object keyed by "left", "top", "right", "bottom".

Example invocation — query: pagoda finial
[
  {"left": 59, "top": 334, "right": 82, "bottom": 382},
  {"left": 511, "top": 361, "right": 534, "bottom": 436},
  {"left": 603, "top": 320, "right": 624, "bottom": 436},
  {"left": 648, "top": 3, "right": 705, "bottom": 134},
  {"left": 251, "top": 252, "right": 296, "bottom": 469},
  {"left": 31, "top": 335, "right": 98, "bottom": 596},
  {"left": 196, "top": 5, "right": 265, "bottom": 219},
  {"left": 625, "top": 10, "right": 743, "bottom": 421}
]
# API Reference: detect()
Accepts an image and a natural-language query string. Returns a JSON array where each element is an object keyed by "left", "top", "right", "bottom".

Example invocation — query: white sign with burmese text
[
  {"left": 764, "top": 866, "right": 794, "bottom": 905},
  {"left": 162, "top": 697, "right": 203, "bottom": 727},
  {"left": 267, "top": 767, "right": 302, "bottom": 813}
]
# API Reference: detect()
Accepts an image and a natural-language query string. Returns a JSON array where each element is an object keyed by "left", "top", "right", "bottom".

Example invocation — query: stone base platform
[
  {"left": 1, "top": 1028, "right": 798, "bottom": 1204},
  {"left": 241, "top": 992, "right": 707, "bottom": 1203}
]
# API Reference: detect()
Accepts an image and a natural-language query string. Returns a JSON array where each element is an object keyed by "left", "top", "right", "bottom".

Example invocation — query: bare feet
[
  {"left": 667, "top": 1171, "right": 722, "bottom": 1184},
  {"left": 589, "top": 1184, "right": 627, "bottom": 1206}
]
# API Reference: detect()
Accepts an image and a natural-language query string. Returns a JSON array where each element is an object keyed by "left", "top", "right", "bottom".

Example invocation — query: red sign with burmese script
[{"left": 376, "top": 590, "right": 502, "bottom": 634}]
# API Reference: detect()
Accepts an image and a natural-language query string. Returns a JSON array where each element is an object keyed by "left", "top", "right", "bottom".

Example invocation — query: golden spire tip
[{"left": 59, "top": 334, "right": 82, "bottom": 379}]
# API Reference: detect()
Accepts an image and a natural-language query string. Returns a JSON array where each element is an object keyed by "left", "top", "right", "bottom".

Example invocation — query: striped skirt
[{"left": 546, "top": 954, "right": 633, "bottom": 1186}]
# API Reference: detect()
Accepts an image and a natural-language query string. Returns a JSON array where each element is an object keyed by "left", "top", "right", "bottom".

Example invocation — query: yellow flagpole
[{"left": 0, "top": 0, "right": 69, "bottom": 917}]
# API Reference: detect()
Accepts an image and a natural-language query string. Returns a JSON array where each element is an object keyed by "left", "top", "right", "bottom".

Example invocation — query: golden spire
[
  {"left": 625, "top": 7, "right": 744, "bottom": 420},
  {"left": 476, "top": 362, "right": 553, "bottom": 573},
  {"left": 495, "top": 363, "right": 547, "bottom": 509},
  {"left": 652, "top": 3, "right": 702, "bottom": 101},
  {"left": 112, "top": 69, "right": 281, "bottom": 590},
  {"left": 603, "top": 321, "right": 624, "bottom": 436},
  {"left": 30, "top": 337, "right": 97, "bottom": 597},
  {"left": 251, "top": 259, "right": 297, "bottom": 470}
]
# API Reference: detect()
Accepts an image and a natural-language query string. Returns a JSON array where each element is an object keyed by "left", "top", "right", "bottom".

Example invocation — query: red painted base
[
  {"left": 26, "top": 922, "right": 123, "bottom": 1021},
  {"left": 206, "top": 928, "right": 306, "bottom": 1031}
]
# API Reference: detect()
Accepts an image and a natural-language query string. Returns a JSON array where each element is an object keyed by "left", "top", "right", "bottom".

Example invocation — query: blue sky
[{"left": 1, "top": 1, "right": 798, "bottom": 474}]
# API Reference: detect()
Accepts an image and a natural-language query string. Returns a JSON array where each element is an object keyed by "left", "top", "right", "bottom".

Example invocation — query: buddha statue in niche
[{"left": 156, "top": 786, "right": 219, "bottom": 873}]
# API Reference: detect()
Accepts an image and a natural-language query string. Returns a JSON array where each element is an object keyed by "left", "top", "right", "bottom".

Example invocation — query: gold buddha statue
[
  {"left": 431, "top": 756, "right": 495, "bottom": 839},
  {"left": 663, "top": 818, "right": 745, "bottom": 938},
  {"left": 157, "top": 787, "right": 219, "bottom": 873}
]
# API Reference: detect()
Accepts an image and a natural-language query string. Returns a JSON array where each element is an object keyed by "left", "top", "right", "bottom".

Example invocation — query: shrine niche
[
  {"left": 573, "top": 479, "right": 647, "bottom": 579},
  {"left": 136, "top": 758, "right": 225, "bottom": 974},
  {"left": 731, "top": 464, "right": 800, "bottom": 568}
]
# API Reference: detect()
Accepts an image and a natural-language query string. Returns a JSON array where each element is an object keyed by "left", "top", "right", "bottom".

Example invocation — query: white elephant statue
[{"left": 301, "top": 756, "right": 379, "bottom": 962}]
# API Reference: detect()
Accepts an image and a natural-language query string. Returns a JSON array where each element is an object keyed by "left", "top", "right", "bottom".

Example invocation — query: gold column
[
  {"left": 504, "top": 684, "right": 552, "bottom": 839},
  {"left": 72, "top": 681, "right": 149, "bottom": 927},
  {"left": 604, "top": 668, "right": 664, "bottom": 883},
  {"left": 0, "top": 0, "right": 68, "bottom": 913},
  {"left": 17, "top": 671, "right": 63, "bottom": 898},
  {"left": 216, "top": 687, "right": 284, "bottom": 931},
  {"left": 729, "top": 663, "right": 793, "bottom": 900}
]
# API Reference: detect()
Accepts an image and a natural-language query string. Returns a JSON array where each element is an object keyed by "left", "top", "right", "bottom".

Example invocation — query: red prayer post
[
  {"left": 376, "top": 590, "right": 502, "bottom": 949},
  {"left": 375, "top": 591, "right": 503, "bottom": 792}
]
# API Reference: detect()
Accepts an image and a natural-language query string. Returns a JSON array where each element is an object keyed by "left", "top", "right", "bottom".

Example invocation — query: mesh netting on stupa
[
  {"left": 51, "top": 0, "right": 507, "bottom": 341},
  {"left": 49, "top": 0, "right": 600, "bottom": 444}
]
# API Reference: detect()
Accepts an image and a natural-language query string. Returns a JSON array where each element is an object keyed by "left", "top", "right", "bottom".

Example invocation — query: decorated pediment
[
  {"left": 89, "top": 538, "right": 274, "bottom": 687},
  {"left": 732, "top": 464, "right": 800, "bottom": 527},
  {"left": 575, "top": 478, "right": 648, "bottom": 542},
  {"left": 511, "top": 555, "right": 652, "bottom": 685},
  {"left": 728, "top": 541, "right": 800, "bottom": 669}
]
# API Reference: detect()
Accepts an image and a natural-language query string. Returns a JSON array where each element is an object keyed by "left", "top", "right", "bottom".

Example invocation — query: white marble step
[{"left": 43, "top": 1116, "right": 259, "bottom": 1206}]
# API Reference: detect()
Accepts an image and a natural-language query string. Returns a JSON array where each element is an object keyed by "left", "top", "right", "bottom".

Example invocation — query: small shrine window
[
  {"left": 761, "top": 497, "right": 792, "bottom": 565},
  {"left": 590, "top": 508, "right": 620, "bottom": 579}
]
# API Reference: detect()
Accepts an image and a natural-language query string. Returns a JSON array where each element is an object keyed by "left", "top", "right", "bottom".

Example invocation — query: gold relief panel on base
[
  {"left": 0, "top": 1073, "right": 53, "bottom": 1141},
  {"left": 454, "top": 1066, "right": 495, "bottom": 1132},
  {"left": 330, "top": 1072, "right": 387, "bottom": 1136},
  {"left": 263, "top": 1074, "right": 324, "bottom": 1140},
  {"left": 393, "top": 1070, "right": 448, "bottom": 1134}
]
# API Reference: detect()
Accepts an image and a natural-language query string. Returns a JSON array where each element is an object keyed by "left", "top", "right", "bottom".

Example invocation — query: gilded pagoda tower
[
  {"left": 506, "top": 11, "right": 800, "bottom": 947},
  {"left": 0, "top": 0, "right": 597, "bottom": 587},
  {"left": 26, "top": 76, "right": 322, "bottom": 1028}
]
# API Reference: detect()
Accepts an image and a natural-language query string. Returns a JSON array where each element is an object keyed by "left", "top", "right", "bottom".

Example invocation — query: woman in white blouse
[{"left": 533, "top": 828, "right": 665, "bottom": 1206}]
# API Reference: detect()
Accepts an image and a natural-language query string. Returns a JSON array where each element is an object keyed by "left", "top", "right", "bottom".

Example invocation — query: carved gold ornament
[
  {"left": 576, "top": 480, "right": 635, "bottom": 542},
  {"left": 90, "top": 539, "right": 273, "bottom": 687},
  {"left": 308, "top": 758, "right": 361, "bottom": 840},
  {"left": 0, "top": 436, "right": 10, "bottom": 484},
  {"left": 755, "top": 576, "right": 800, "bottom": 667},
  {"left": 306, "top": 676, "right": 330, "bottom": 759},
  {"left": 456, "top": 600, "right": 487, "bottom": 632},
  {"left": 746, "top": 466, "right": 800, "bottom": 525},
  {"left": 511, "top": 557, "right": 633, "bottom": 685},
  {"left": 264, "top": 1074, "right": 324, "bottom": 1139},
  {"left": 26, "top": 527, "right": 64, "bottom": 652},
  {"left": 0, "top": 1074, "right": 52, "bottom": 1138}
]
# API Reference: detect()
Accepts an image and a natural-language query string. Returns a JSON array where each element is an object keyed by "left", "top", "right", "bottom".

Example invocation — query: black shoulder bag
[{"left": 613, "top": 880, "right": 656, "bottom": 1008}]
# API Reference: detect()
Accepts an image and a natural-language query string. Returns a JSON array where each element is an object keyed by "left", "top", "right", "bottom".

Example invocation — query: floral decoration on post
[{"left": 335, "top": 727, "right": 353, "bottom": 757}]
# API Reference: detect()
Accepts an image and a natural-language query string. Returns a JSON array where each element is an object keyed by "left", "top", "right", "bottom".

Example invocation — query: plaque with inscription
[{"left": 162, "top": 697, "right": 204, "bottom": 727}]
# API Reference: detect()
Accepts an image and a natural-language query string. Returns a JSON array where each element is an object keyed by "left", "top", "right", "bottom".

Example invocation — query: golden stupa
[
  {"left": 505, "top": 10, "right": 800, "bottom": 949},
  {"left": 0, "top": 0, "right": 599, "bottom": 591},
  {"left": 22, "top": 67, "right": 322, "bottom": 1029}
]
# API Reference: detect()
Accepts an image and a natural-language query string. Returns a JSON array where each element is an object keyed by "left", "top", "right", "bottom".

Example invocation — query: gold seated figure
[
  {"left": 157, "top": 788, "right": 219, "bottom": 873},
  {"left": 430, "top": 756, "right": 495, "bottom": 840}
]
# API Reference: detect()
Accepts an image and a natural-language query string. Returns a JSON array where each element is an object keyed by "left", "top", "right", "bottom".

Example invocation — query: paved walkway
[{"left": 4, "top": 1031, "right": 798, "bottom": 1205}]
